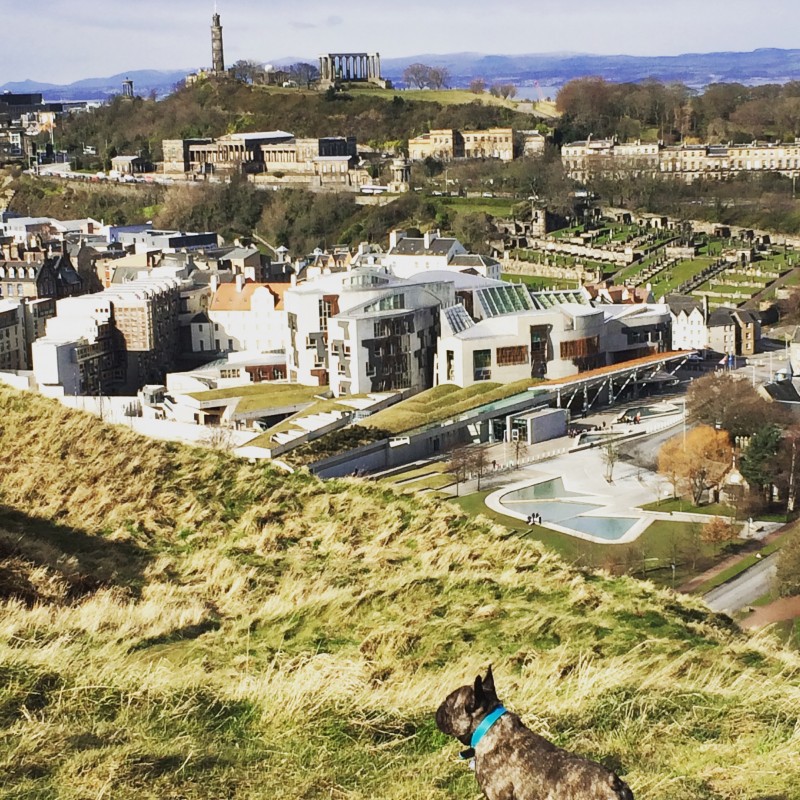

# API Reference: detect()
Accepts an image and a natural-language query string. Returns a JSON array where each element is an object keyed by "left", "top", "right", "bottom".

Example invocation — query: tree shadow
[{"left": 0, "top": 506, "right": 152, "bottom": 603}]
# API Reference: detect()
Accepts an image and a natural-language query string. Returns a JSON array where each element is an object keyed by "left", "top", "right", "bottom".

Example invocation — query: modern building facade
[{"left": 285, "top": 267, "right": 456, "bottom": 395}]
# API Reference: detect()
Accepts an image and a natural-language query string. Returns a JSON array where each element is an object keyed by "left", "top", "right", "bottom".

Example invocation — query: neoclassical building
[{"left": 562, "top": 137, "right": 800, "bottom": 182}]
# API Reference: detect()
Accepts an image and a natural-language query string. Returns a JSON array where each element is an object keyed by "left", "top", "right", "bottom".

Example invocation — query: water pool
[
  {"left": 499, "top": 479, "right": 642, "bottom": 542},
  {"left": 564, "top": 515, "right": 637, "bottom": 540},
  {"left": 501, "top": 477, "right": 582, "bottom": 500}
]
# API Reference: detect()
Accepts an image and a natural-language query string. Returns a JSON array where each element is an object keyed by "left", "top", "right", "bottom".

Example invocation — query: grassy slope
[
  {"left": 1, "top": 384, "right": 799, "bottom": 799},
  {"left": 361, "top": 380, "right": 540, "bottom": 435}
]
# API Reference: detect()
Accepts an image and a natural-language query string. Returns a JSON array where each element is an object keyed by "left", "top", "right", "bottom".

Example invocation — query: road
[{"left": 703, "top": 552, "right": 779, "bottom": 614}]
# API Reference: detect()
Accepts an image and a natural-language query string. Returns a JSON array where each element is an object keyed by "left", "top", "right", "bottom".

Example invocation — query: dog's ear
[
  {"left": 483, "top": 665, "right": 496, "bottom": 698},
  {"left": 466, "top": 674, "right": 484, "bottom": 713}
]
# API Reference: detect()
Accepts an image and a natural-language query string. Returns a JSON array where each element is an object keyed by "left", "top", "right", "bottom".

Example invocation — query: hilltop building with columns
[{"left": 318, "top": 53, "right": 390, "bottom": 89}]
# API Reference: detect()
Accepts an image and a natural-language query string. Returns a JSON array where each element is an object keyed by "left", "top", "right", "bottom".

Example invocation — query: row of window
[{"left": 0, "top": 267, "right": 37, "bottom": 279}]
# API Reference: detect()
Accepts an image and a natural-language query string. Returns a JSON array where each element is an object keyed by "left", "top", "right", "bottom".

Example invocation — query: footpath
[{"left": 678, "top": 523, "right": 792, "bottom": 594}]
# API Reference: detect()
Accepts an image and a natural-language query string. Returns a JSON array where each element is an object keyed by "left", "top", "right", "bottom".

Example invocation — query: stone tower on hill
[{"left": 211, "top": 11, "right": 225, "bottom": 76}]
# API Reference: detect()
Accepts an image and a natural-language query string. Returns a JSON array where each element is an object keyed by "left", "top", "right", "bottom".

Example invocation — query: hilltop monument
[{"left": 211, "top": 10, "right": 225, "bottom": 76}]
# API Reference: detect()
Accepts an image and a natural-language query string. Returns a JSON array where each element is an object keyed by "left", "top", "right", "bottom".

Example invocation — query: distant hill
[
  {"left": 0, "top": 69, "right": 192, "bottom": 101},
  {"left": 380, "top": 48, "right": 800, "bottom": 93},
  {"left": 4, "top": 48, "right": 800, "bottom": 102}
]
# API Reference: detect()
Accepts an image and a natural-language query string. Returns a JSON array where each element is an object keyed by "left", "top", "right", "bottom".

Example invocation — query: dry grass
[{"left": 1, "top": 383, "right": 799, "bottom": 799}]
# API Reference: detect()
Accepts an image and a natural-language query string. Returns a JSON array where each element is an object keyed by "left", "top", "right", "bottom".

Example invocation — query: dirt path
[{"left": 740, "top": 596, "right": 800, "bottom": 629}]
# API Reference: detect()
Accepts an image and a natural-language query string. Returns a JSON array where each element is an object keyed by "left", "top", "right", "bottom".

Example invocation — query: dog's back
[{"left": 476, "top": 713, "right": 633, "bottom": 800}]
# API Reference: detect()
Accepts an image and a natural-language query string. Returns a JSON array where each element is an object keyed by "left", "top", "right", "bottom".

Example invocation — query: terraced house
[{"left": 563, "top": 137, "right": 800, "bottom": 182}]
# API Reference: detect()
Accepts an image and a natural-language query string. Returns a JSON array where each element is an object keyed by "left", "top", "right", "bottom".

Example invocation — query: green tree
[
  {"left": 776, "top": 530, "right": 800, "bottom": 597},
  {"left": 740, "top": 424, "right": 783, "bottom": 500}
]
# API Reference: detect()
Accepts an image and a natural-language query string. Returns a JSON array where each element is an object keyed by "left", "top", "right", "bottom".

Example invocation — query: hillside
[
  {"left": 54, "top": 82, "right": 540, "bottom": 167},
  {"left": 1, "top": 383, "right": 799, "bottom": 799}
]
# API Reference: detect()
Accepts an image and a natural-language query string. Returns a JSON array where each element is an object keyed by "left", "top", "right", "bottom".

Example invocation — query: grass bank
[{"left": 1, "top": 384, "right": 800, "bottom": 799}]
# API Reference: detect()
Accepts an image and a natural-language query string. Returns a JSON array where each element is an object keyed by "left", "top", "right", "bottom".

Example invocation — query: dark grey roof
[
  {"left": 191, "top": 312, "right": 211, "bottom": 324},
  {"left": 665, "top": 294, "right": 703, "bottom": 315},
  {"left": 762, "top": 380, "right": 800, "bottom": 403},
  {"left": 391, "top": 237, "right": 457, "bottom": 256},
  {"left": 732, "top": 309, "right": 759, "bottom": 325},
  {"left": 449, "top": 254, "right": 500, "bottom": 268},
  {"left": 708, "top": 308, "right": 735, "bottom": 327}
]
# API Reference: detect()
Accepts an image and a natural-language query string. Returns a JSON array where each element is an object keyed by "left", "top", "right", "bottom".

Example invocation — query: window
[
  {"left": 497, "top": 346, "right": 529, "bottom": 366},
  {"left": 365, "top": 294, "right": 405, "bottom": 313},
  {"left": 560, "top": 337, "right": 600, "bottom": 360},
  {"left": 319, "top": 298, "right": 333, "bottom": 331},
  {"left": 473, "top": 349, "right": 492, "bottom": 381}
]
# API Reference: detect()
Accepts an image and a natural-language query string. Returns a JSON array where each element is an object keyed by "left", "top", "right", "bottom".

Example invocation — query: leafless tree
[
  {"left": 403, "top": 63, "right": 433, "bottom": 89},
  {"left": 468, "top": 446, "right": 489, "bottom": 491},
  {"left": 469, "top": 78, "right": 486, "bottom": 95},
  {"left": 447, "top": 444, "right": 472, "bottom": 497}
]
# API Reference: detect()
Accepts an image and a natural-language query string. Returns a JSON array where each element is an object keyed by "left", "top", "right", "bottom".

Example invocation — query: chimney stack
[{"left": 235, "top": 273, "right": 244, "bottom": 292}]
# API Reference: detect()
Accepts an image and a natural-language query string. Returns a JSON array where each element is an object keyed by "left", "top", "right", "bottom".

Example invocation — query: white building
[
  {"left": 436, "top": 287, "right": 671, "bottom": 388},
  {"left": 284, "top": 267, "right": 456, "bottom": 395},
  {"left": 201, "top": 276, "right": 289, "bottom": 354},
  {"left": 382, "top": 230, "right": 502, "bottom": 281},
  {"left": 666, "top": 295, "right": 708, "bottom": 351},
  {"left": 31, "top": 337, "right": 83, "bottom": 396}
]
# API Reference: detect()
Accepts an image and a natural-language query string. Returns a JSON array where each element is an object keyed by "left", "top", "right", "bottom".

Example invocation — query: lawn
[
  {"left": 378, "top": 461, "right": 457, "bottom": 493},
  {"left": 348, "top": 85, "right": 520, "bottom": 109},
  {"left": 641, "top": 497, "right": 789, "bottom": 523},
  {"left": 449, "top": 491, "right": 717, "bottom": 587},
  {"left": 641, "top": 498, "right": 737, "bottom": 516},
  {"left": 501, "top": 273, "right": 579, "bottom": 291},
  {"left": 650, "top": 256, "right": 716, "bottom": 298},
  {"left": 438, "top": 197, "right": 521, "bottom": 217},
  {"left": 187, "top": 383, "right": 327, "bottom": 414}
]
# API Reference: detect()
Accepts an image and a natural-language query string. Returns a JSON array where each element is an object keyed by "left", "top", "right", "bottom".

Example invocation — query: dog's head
[{"left": 435, "top": 665, "right": 501, "bottom": 746}]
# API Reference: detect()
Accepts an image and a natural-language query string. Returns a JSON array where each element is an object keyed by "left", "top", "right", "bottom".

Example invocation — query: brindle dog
[{"left": 435, "top": 667, "right": 634, "bottom": 800}]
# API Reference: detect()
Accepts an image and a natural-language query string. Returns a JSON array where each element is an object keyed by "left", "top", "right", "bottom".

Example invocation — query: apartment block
[{"left": 0, "top": 301, "right": 25, "bottom": 370}]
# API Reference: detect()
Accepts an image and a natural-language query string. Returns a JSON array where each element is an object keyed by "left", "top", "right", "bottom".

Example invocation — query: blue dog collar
[{"left": 471, "top": 706, "right": 507, "bottom": 749}]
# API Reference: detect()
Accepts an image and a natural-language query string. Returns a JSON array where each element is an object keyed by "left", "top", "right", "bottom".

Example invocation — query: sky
[{"left": 3, "top": 0, "right": 800, "bottom": 84}]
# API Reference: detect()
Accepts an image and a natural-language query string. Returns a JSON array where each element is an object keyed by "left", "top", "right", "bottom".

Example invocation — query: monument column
[{"left": 211, "top": 12, "right": 225, "bottom": 76}]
